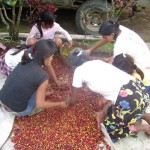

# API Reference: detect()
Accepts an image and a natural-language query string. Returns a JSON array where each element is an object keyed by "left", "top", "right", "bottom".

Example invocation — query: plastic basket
[{"left": 60, "top": 41, "right": 88, "bottom": 67}]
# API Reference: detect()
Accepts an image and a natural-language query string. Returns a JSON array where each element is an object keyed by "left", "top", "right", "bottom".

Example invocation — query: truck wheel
[{"left": 75, "top": 0, "right": 112, "bottom": 35}]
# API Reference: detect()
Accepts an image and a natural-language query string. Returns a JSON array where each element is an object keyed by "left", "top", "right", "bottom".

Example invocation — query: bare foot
[
  {"left": 134, "top": 119, "right": 142, "bottom": 125},
  {"left": 142, "top": 113, "right": 150, "bottom": 125},
  {"left": 134, "top": 123, "right": 150, "bottom": 136},
  {"left": 145, "top": 132, "right": 150, "bottom": 137}
]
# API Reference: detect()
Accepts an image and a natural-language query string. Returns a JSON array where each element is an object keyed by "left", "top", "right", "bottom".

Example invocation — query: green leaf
[{"left": 2, "top": 0, "right": 17, "bottom": 6}]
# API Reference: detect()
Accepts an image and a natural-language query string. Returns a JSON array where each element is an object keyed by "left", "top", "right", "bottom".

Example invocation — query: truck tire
[{"left": 75, "top": 0, "right": 112, "bottom": 35}]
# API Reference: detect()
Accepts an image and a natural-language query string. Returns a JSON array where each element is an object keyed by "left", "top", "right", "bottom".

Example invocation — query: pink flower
[
  {"left": 119, "top": 90, "right": 128, "bottom": 97},
  {"left": 129, "top": 125, "right": 137, "bottom": 132},
  {"left": 116, "top": 114, "right": 120, "bottom": 118},
  {"left": 119, "top": 122, "right": 125, "bottom": 125}
]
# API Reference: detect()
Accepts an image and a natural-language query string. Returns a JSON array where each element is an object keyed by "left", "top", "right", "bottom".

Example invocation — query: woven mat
[
  {"left": 11, "top": 55, "right": 109, "bottom": 150},
  {"left": 2, "top": 54, "right": 149, "bottom": 150}
]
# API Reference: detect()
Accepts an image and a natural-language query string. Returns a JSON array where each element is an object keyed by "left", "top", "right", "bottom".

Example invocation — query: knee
[{"left": 27, "top": 38, "right": 38, "bottom": 46}]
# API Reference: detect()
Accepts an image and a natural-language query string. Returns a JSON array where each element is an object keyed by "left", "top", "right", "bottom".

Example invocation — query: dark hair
[
  {"left": 69, "top": 48, "right": 91, "bottom": 67},
  {"left": 21, "top": 39, "right": 58, "bottom": 65},
  {"left": 112, "top": 53, "right": 144, "bottom": 80},
  {"left": 99, "top": 21, "right": 120, "bottom": 40},
  {"left": 11, "top": 44, "right": 29, "bottom": 56},
  {"left": 36, "top": 10, "right": 55, "bottom": 38}
]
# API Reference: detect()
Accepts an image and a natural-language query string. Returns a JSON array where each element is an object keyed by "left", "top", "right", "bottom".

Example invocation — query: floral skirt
[{"left": 103, "top": 78, "right": 149, "bottom": 143}]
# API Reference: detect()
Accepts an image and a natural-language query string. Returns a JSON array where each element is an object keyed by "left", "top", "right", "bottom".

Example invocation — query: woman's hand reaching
[
  {"left": 68, "top": 40, "right": 73, "bottom": 48},
  {"left": 59, "top": 101, "right": 68, "bottom": 108}
]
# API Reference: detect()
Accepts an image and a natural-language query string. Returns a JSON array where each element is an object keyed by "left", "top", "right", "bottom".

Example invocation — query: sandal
[{"left": 29, "top": 108, "right": 44, "bottom": 116}]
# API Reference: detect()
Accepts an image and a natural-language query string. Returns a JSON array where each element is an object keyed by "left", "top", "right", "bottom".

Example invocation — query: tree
[{"left": 0, "top": 0, "right": 23, "bottom": 40}]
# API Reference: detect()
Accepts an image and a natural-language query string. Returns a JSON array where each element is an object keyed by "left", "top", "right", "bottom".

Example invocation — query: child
[
  {"left": 26, "top": 10, "right": 73, "bottom": 48},
  {"left": 0, "top": 39, "right": 67, "bottom": 117},
  {"left": 113, "top": 53, "right": 150, "bottom": 95},
  {"left": 66, "top": 48, "right": 150, "bottom": 142}
]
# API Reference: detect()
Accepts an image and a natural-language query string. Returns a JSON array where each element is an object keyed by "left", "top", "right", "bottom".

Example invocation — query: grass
[
  {"left": 0, "top": 24, "right": 30, "bottom": 33},
  {"left": 77, "top": 39, "right": 114, "bottom": 57},
  {"left": 0, "top": 39, "right": 20, "bottom": 48},
  {"left": 60, "top": 39, "right": 114, "bottom": 59}
]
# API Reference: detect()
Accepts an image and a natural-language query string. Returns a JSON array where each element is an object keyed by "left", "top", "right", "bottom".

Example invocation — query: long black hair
[
  {"left": 113, "top": 53, "right": 144, "bottom": 80},
  {"left": 21, "top": 39, "right": 58, "bottom": 66},
  {"left": 99, "top": 21, "right": 120, "bottom": 40},
  {"left": 36, "top": 10, "right": 55, "bottom": 38},
  {"left": 11, "top": 44, "right": 29, "bottom": 56}
]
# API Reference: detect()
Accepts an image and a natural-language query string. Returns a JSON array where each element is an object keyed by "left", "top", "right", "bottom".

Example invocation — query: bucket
[{"left": 60, "top": 41, "right": 88, "bottom": 67}]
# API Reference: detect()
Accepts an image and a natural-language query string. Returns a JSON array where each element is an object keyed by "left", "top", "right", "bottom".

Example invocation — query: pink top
[{"left": 26, "top": 22, "right": 72, "bottom": 45}]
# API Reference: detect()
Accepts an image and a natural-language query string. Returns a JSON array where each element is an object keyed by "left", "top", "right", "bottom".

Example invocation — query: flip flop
[{"left": 29, "top": 108, "right": 44, "bottom": 116}]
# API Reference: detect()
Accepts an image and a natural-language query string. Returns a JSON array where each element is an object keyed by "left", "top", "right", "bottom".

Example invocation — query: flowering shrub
[
  {"left": 113, "top": 0, "right": 144, "bottom": 19},
  {"left": 26, "top": 0, "right": 58, "bottom": 24}
]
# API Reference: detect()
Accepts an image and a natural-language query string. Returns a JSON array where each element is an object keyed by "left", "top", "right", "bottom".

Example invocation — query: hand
[
  {"left": 27, "top": 38, "right": 38, "bottom": 46},
  {"left": 85, "top": 48, "right": 92, "bottom": 55},
  {"left": 55, "top": 80, "right": 63, "bottom": 87},
  {"left": 63, "top": 96, "right": 73, "bottom": 106},
  {"left": 55, "top": 81, "right": 70, "bottom": 90},
  {"left": 67, "top": 40, "right": 73, "bottom": 48},
  {"left": 59, "top": 101, "right": 68, "bottom": 108}
]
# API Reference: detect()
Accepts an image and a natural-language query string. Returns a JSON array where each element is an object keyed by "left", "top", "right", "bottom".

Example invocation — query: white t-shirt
[
  {"left": 72, "top": 60, "right": 132, "bottom": 104},
  {"left": 26, "top": 22, "right": 72, "bottom": 45},
  {"left": 114, "top": 25, "right": 150, "bottom": 69},
  {"left": 5, "top": 48, "right": 25, "bottom": 69}
]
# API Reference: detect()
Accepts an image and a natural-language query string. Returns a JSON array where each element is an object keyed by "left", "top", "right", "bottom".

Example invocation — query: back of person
[
  {"left": 114, "top": 25, "right": 150, "bottom": 69},
  {"left": 73, "top": 60, "right": 132, "bottom": 104},
  {"left": 5, "top": 48, "right": 25, "bottom": 69},
  {"left": 113, "top": 53, "right": 150, "bottom": 96},
  {"left": 0, "top": 61, "right": 48, "bottom": 112},
  {"left": 27, "top": 22, "right": 60, "bottom": 41}
]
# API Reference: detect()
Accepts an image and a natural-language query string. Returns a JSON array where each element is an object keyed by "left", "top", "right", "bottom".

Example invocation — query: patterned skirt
[
  {"left": 0, "top": 54, "right": 12, "bottom": 76},
  {"left": 103, "top": 78, "right": 149, "bottom": 143}
]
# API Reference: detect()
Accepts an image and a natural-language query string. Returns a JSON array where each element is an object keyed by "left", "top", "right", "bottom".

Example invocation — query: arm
[
  {"left": 56, "top": 23, "right": 73, "bottom": 47},
  {"left": 86, "top": 37, "right": 108, "bottom": 54},
  {"left": 26, "top": 25, "right": 39, "bottom": 46},
  {"left": 36, "top": 80, "right": 67, "bottom": 109},
  {"left": 96, "top": 100, "right": 112, "bottom": 127},
  {"left": 45, "top": 64, "right": 60, "bottom": 87},
  {"left": 66, "top": 86, "right": 80, "bottom": 106}
]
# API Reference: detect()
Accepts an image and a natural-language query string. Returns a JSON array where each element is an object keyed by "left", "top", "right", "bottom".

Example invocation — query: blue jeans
[{"left": 16, "top": 92, "right": 36, "bottom": 117}]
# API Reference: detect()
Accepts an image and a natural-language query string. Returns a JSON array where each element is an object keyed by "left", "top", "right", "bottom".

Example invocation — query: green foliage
[
  {"left": 2, "top": 0, "right": 17, "bottom": 6},
  {"left": 26, "top": 0, "right": 57, "bottom": 24}
]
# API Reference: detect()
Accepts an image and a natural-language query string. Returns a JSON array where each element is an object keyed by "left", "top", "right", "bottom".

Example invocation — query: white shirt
[
  {"left": 26, "top": 22, "right": 72, "bottom": 45},
  {"left": 114, "top": 25, "right": 150, "bottom": 69},
  {"left": 72, "top": 60, "right": 132, "bottom": 104},
  {"left": 5, "top": 49, "right": 25, "bottom": 69}
]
